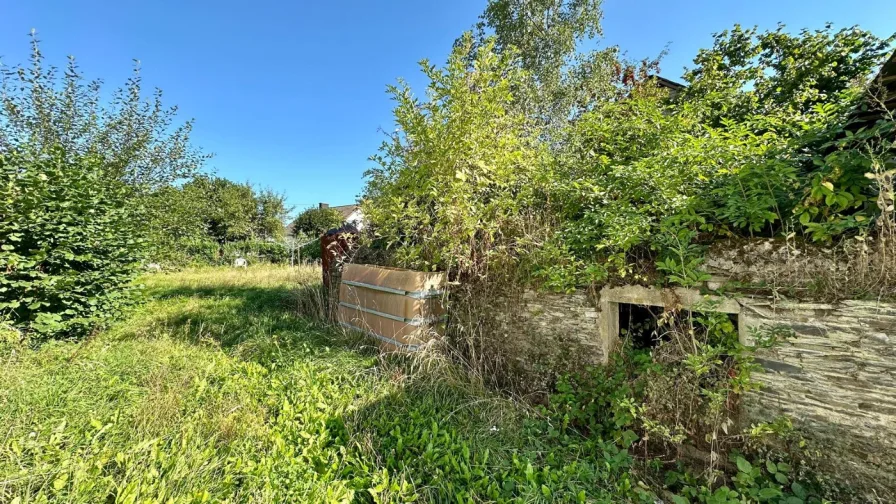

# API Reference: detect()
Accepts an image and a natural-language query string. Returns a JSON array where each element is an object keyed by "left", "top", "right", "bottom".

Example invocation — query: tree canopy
[
  {"left": 0, "top": 32, "right": 208, "bottom": 191},
  {"left": 290, "top": 207, "right": 347, "bottom": 239}
]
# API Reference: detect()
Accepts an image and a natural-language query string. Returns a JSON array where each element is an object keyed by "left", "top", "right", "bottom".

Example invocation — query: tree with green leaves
[
  {"left": 144, "top": 177, "right": 291, "bottom": 264},
  {"left": 364, "top": 34, "right": 548, "bottom": 275},
  {"left": 365, "top": 12, "right": 895, "bottom": 290},
  {"left": 1, "top": 147, "right": 142, "bottom": 338},
  {"left": 0, "top": 34, "right": 206, "bottom": 338},
  {"left": 470, "top": 0, "right": 646, "bottom": 126},
  {"left": 0, "top": 32, "right": 208, "bottom": 191},
  {"left": 184, "top": 176, "right": 257, "bottom": 243},
  {"left": 478, "top": 0, "right": 603, "bottom": 84},
  {"left": 255, "top": 189, "right": 291, "bottom": 241},
  {"left": 290, "top": 207, "right": 346, "bottom": 239},
  {"left": 682, "top": 23, "right": 895, "bottom": 125}
]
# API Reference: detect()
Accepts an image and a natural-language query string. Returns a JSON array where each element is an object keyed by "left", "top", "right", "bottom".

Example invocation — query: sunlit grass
[{"left": 0, "top": 265, "right": 624, "bottom": 503}]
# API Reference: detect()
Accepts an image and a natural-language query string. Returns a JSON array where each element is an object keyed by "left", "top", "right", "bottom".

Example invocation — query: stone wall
[
  {"left": 739, "top": 296, "right": 896, "bottom": 498},
  {"left": 490, "top": 289, "right": 603, "bottom": 393},
  {"left": 501, "top": 282, "right": 896, "bottom": 498}
]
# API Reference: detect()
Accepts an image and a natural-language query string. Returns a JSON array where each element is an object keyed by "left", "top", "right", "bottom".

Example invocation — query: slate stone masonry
[{"left": 503, "top": 283, "right": 896, "bottom": 499}]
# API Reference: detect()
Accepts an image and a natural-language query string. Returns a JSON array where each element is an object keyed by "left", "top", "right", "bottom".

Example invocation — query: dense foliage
[
  {"left": 0, "top": 34, "right": 294, "bottom": 337},
  {"left": 145, "top": 176, "right": 291, "bottom": 266},
  {"left": 0, "top": 33, "right": 206, "bottom": 191},
  {"left": 364, "top": 15, "right": 896, "bottom": 290},
  {"left": 360, "top": 1, "right": 896, "bottom": 500},
  {"left": 0, "top": 34, "right": 209, "bottom": 339},
  {"left": 365, "top": 35, "right": 547, "bottom": 274},
  {"left": 290, "top": 206, "right": 347, "bottom": 238},
  {"left": 0, "top": 148, "right": 142, "bottom": 339}
]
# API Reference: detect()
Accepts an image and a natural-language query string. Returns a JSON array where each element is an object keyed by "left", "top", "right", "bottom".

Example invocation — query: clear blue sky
[{"left": 2, "top": 1, "right": 895, "bottom": 215}]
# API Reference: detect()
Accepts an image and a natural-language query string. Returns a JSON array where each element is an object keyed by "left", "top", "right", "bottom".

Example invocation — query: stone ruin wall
[
  {"left": 497, "top": 239, "right": 895, "bottom": 498},
  {"left": 739, "top": 296, "right": 896, "bottom": 498}
]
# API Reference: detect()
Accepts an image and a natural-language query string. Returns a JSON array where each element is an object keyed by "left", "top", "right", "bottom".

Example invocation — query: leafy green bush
[
  {"left": 290, "top": 207, "right": 345, "bottom": 238},
  {"left": 144, "top": 177, "right": 291, "bottom": 264},
  {"left": 0, "top": 34, "right": 208, "bottom": 338},
  {"left": 667, "top": 454, "right": 823, "bottom": 504},
  {"left": 299, "top": 238, "right": 321, "bottom": 261},
  {"left": 548, "top": 350, "right": 653, "bottom": 439},
  {"left": 147, "top": 239, "right": 291, "bottom": 267},
  {"left": 0, "top": 148, "right": 143, "bottom": 339},
  {"left": 363, "top": 19, "right": 895, "bottom": 290},
  {"left": 364, "top": 34, "right": 549, "bottom": 277},
  {"left": 181, "top": 238, "right": 222, "bottom": 265}
]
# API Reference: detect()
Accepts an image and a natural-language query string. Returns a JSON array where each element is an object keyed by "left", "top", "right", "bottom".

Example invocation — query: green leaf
[
  {"left": 736, "top": 457, "right": 753, "bottom": 474},
  {"left": 758, "top": 487, "right": 782, "bottom": 500},
  {"left": 790, "top": 482, "right": 807, "bottom": 499}
]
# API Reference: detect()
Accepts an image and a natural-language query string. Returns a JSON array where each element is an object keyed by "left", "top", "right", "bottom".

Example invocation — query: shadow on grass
[
  {"left": 132, "top": 281, "right": 369, "bottom": 362},
  {"left": 139, "top": 275, "right": 541, "bottom": 501}
]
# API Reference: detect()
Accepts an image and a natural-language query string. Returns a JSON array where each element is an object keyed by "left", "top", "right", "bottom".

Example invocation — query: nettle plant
[{"left": 546, "top": 305, "right": 819, "bottom": 503}]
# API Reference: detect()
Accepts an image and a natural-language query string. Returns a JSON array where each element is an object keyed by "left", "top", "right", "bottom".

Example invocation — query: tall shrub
[
  {"left": 0, "top": 148, "right": 142, "bottom": 338},
  {"left": 0, "top": 34, "right": 206, "bottom": 337},
  {"left": 0, "top": 33, "right": 206, "bottom": 191},
  {"left": 363, "top": 34, "right": 548, "bottom": 276}
]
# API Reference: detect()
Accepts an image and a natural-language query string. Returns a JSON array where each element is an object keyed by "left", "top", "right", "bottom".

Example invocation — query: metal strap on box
[
  {"left": 338, "top": 321, "right": 420, "bottom": 351},
  {"left": 341, "top": 279, "right": 444, "bottom": 299},
  {"left": 338, "top": 301, "right": 446, "bottom": 326}
]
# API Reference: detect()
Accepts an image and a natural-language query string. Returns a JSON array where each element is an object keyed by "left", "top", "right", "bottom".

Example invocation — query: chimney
[{"left": 319, "top": 202, "right": 329, "bottom": 209}]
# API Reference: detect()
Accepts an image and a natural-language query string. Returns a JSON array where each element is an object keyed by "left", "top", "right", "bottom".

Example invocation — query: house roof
[
  {"left": 873, "top": 49, "right": 896, "bottom": 111},
  {"left": 848, "top": 49, "right": 896, "bottom": 130},
  {"left": 330, "top": 204, "right": 360, "bottom": 220},
  {"left": 649, "top": 75, "right": 686, "bottom": 92}
]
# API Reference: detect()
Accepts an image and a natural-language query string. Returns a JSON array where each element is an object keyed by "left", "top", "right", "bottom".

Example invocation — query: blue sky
[{"left": 2, "top": 1, "right": 895, "bottom": 215}]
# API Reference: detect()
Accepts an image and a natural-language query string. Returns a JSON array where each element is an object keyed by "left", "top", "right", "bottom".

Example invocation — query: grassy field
[{"left": 0, "top": 266, "right": 637, "bottom": 503}]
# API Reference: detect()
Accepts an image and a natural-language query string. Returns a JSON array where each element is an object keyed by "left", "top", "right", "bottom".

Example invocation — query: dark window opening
[
  {"left": 618, "top": 303, "right": 740, "bottom": 350},
  {"left": 619, "top": 303, "right": 664, "bottom": 350}
]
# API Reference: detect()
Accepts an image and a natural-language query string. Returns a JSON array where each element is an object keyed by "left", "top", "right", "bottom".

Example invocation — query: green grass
[{"left": 0, "top": 266, "right": 635, "bottom": 503}]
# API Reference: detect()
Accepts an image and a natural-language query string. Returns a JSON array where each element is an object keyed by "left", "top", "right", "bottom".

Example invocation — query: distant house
[
  {"left": 285, "top": 202, "right": 365, "bottom": 238},
  {"left": 320, "top": 202, "right": 365, "bottom": 230},
  {"left": 648, "top": 75, "right": 686, "bottom": 100}
]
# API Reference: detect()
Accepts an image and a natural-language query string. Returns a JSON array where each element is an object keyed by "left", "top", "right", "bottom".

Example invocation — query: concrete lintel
[
  {"left": 597, "top": 285, "right": 748, "bottom": 362},
  {"left": 599, "top": 285, "right": 742, "bottom": 314}
]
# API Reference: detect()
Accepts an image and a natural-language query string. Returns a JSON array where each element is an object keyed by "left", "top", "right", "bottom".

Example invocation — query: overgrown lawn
[{"left": 0, "top": 266, "right": 632, "bottom": 503}]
